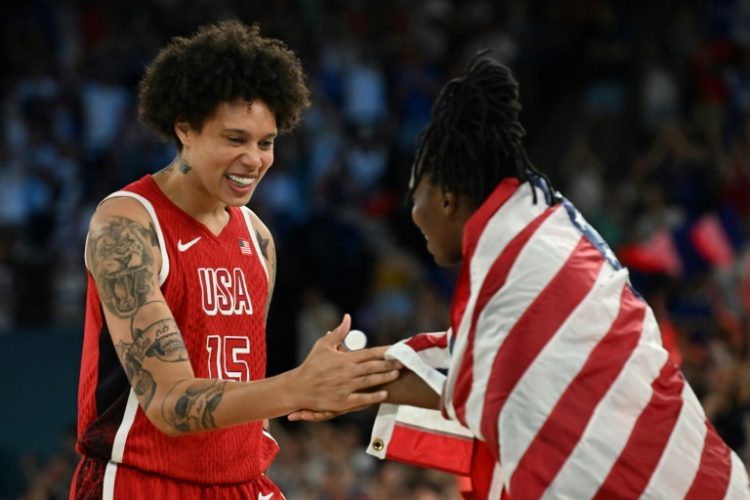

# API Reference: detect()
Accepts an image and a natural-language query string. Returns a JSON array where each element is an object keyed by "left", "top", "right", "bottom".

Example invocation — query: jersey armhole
[
  {"left": 240, "top": 206, "right": 269, "bottom": 282},
  {"left": 84, "top": 191, "right": 171, "bottom": 286}
]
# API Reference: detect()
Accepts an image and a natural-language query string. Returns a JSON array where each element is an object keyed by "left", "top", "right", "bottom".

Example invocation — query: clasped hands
[{"left": 287, "top": 314, "right": 400, "bottom": 422}]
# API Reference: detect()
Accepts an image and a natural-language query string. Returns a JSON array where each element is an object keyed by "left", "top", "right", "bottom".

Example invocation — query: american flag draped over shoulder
[
  {"left": 368, "top": 177, "right": 750, "bottom": 499},
  {"left": 368, "top": 331, "right": 476, "bottom": 475}
]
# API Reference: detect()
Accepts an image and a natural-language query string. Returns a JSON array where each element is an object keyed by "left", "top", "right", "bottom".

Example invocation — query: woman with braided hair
[{"left": 292, "top": 53, "right": 750, "bottom": 499}]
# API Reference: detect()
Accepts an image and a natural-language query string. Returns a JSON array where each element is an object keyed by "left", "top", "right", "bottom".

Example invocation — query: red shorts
[{"left": 70, "top": 456, "right": 284, "bottom": 499}]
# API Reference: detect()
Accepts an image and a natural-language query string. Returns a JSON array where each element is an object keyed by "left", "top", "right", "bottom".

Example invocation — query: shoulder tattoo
[
  {"left": 254, "top": 227, "right": 269, "bottom": 260},
  {"left": 88, "top": 217, "right": 158, "bottom": 318}
]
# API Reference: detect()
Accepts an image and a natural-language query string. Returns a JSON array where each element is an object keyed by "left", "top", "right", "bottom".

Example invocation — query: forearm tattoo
[
  {"left": 88, "top": 217, "right": 158, "bottom": 318},
  {"left": 162, "top": 380, "right": 227, "bottom": 433},
  {"left": 114, "top": 301, "right": 189, "bottom": 410},
  {"left": 118, "top": 348, "right": 157, "bottom": 409}
]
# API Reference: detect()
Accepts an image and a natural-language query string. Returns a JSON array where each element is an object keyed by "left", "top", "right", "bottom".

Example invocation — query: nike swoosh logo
[
  {"left": 177, "top": 237, "right": 201, "bottom": 252},
  {"left": 258, "top": 493, "right": 273, "bottom": 500}
]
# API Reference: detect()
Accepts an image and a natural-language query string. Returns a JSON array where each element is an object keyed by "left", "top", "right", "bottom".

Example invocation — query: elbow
[
  {"left": 155, "top": 422, "right": 183, "bottom": 438},
  {"left": 143, "top": 406, "right": 186, "bottom": 438},
  {"left": 153, "top": 417, "right": 188, "bottom": 438},
  {"left": 139, "top": 378, "right": 222, "bottom": 436},
  {"left": 141, "top": 377, "right": 196, "bottom": 437}
]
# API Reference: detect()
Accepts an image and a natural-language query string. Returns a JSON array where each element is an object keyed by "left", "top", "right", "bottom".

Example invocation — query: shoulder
[
  {"left": 88, "top": 195, "right": 159, "bottom": 244},
  {"left": 239, "top": 207, "right": 276, "bottom": 287},
  {"left": 93, "top": 195, "right": 152, "bottom": 223},
  {"left": 241, "top": 208, "right": 272, "bottom": 242},
  {"left": 240, "top": 207, "right": 275, "bottom": 257},
  {"left": 86, "top": 195, "right": 162, "bottom": 272}
]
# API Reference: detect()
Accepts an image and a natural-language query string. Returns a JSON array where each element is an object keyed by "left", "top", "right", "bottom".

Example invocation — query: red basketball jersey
[{"left": 75, "top": 175, "right": 278, "bottom": 485}]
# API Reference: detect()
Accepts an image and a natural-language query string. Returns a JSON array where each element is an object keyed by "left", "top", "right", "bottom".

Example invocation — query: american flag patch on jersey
[{"left": 239, "top": 238, "right": 252, "bottom": 255}]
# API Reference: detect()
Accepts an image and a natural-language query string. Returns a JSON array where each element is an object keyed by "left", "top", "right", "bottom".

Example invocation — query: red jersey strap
[{"left": 239, "top": 206, "right": 269, "bottom": 282}]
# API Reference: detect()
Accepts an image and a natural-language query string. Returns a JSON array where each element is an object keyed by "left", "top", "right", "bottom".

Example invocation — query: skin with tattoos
[
  {"left": 87, "top": 217, "right": 157, "bottom": 317},
  {"left": 79, "top": 60, "right": 401, "bottom": 443},
  {"left": 254, "top": 227, "right": 275, "bottom": 315},
  {"left": 179, "top": 159, "right": 192, "bottom": 174},
  {"left": 73, "top": 22, "right": 400, "bottom": 495},
  {"left": 88, "top": 191, "right": 400, "bottom": 436},
  {"left": 163, "top": 379, "right": 227, "bottom": 432},
  {"left": 88, "top": 208, "right": 229, "bottom": 433}
]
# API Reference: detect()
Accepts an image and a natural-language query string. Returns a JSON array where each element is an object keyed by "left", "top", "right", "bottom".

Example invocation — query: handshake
[{"left": 286, "top": 314, "right": 402, "bottom": 422}]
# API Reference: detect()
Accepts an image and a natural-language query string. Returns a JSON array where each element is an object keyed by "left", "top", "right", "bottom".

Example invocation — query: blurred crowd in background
[{"left": 3, "top": 0, "right": 750, "bottom": 498}]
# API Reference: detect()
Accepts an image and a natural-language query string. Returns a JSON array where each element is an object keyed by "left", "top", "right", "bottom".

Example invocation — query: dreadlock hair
[{"left": 409, "top": 50, "right": 555, "bottom": 207}]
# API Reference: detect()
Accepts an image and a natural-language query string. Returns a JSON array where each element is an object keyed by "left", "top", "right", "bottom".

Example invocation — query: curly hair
[
  {"left": 409, "top": 51, "right": 554, "bottom": 207},
  {"left": 138, "top": 20, "right": 310, "bottom": 148}
]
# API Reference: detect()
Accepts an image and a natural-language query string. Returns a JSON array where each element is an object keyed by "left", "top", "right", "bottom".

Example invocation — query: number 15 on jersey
[{"left": 206, "top": 335, "right": 251, "bottom": 381}]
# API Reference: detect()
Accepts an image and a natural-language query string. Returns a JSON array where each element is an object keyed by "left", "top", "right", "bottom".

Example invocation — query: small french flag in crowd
[
  {"left": 239, "top": 239, "right": 252, "bottom": 255},
  {"left": 617, "top": 207, "right": 744, "bottom": 277},
  {"left": 689, "top": 213, "right": 736, "bottom": 269}
]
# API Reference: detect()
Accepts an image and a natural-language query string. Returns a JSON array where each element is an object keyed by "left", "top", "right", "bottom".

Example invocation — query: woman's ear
[
  {"left": 442, "top": 191, "right": 458, "bottom": 215},
  {"left": 174, "top": 121, "right": 191, "bottom": 147},
  {"left": 443, "top": 191, "right": 475, "bottom": 223}
]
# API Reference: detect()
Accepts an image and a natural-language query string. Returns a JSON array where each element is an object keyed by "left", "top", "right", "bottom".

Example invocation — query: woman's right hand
[{"left": 288, "top": 314, "right": 401, "bottom": 413}]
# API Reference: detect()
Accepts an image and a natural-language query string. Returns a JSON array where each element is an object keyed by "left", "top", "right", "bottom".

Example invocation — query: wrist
[{"left": 275, "top": 368, "right": 304, "bottom": 413}]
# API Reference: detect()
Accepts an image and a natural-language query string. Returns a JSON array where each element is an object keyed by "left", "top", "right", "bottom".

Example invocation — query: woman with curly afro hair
[{"left": 71, "top": 20, "right": 401, "bottom": 499}]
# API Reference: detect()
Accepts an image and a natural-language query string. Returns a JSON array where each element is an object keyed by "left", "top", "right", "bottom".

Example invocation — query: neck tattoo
[{"left": 179, "top": 159, "right": 192, "bottom": 174}]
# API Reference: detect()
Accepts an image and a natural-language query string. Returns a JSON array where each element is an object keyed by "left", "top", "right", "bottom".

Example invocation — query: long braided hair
[{"left": 409, "top": 51, "right": 554, "bottom": 207}]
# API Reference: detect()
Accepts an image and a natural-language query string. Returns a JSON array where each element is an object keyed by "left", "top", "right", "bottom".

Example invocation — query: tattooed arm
[{"left": 87, "top": 197, "right": 400, "bottom": 437}]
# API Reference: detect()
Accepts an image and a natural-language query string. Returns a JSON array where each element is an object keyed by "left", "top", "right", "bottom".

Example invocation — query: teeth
[{"left": 227, "top": 174, "right": 255, "bottom": 187}]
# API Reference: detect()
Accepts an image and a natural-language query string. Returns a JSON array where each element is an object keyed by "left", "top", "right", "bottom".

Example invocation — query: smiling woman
[
  {"left": 156, "top": 99, "right": 278, "bottom": 227},
  {"left": 71, "top": 20, "right": 402, "bottom": 500}
]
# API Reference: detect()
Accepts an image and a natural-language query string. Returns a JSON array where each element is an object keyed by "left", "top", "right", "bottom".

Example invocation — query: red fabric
[
  {"left": 452, "top": 204, "right": 560, "bottom": 427},
  {"left": 512, "top": 286, "right": 645, "bottom": 498},
  {"left": 384, "top": 179, "right": 748, "bottom": 497},
  {"left": 593, "top": 359, "right": 684, "bottom": 498},
  {"left": 458, "top": 440, "right": 510, "bottom": 499},
  {"left": 70, "top": 455, "right": 282, "bottom": 499},
  {"left": 387, "top": 423, "right": 474, "bottom": 474},
  {"left": 405, "top": 332, "right": 448, "bottom": 351},
  {"left": 479, "top": 239, "right": 605, "bottom": 460},
  {"left": 75, "top": 175, "right": 276, "bottom": 485},
  {"left": 469, "top": 441, "right": 497, "bottom": 499},
  {"left": 684, "top": 421, "right": 733, "bottom": 500},
  {"left": 450, "top": 178, "right": 521, "bottom": 354}
]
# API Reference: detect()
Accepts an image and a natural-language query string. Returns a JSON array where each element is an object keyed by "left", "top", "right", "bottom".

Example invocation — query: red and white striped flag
[
  {"left": 368, "top": 332, "right": 476, "bottom": 475},
  {"left": 370, "top": 178, "right": 750, "bottom": 499}
]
